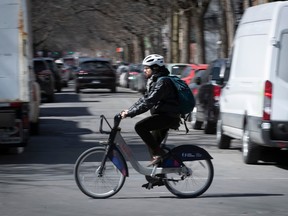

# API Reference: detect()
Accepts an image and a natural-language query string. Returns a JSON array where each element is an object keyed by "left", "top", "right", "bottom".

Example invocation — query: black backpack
[{"left": 159, "top": 76, "right": 195, "bottom": 133}]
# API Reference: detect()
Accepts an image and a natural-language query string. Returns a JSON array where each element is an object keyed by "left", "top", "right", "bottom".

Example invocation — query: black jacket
[{"left": 127, "top": 70, "right": 181, "bottom": 118}]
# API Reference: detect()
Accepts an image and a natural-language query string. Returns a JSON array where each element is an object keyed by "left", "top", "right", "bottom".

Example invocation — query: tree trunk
[
  {"left": 138, "top": 35, "right": 145, "bottom": 62},
  {"left": 219, "top": 0, "right": 229, "bottom": 58},
  {"left": 225, "top": 0, "right": 235, "bottom": 50},
  {"left": 181, "top": 10, "right": 191, "bottom": 63},
  {"left": 171, "top": 11, "right": 180, "bottom": 62},
  {"left": 191, "top": 0, "right": 211, "bottom": 64}
]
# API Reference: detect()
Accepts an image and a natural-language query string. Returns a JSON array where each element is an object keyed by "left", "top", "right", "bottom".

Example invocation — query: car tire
[
  {"left": 204, "top": 121, "right": 217, "bottom": 134},
  {"left": 111, "top": 86, "right": 116, "bottom": 93},
  {"left": 216, "top": 118, "right": 231, "bottom": 149},
  {"left": 193, "top": 120, "right": 203, "bottom": 130},
  {"left": 62, "top": 81, "right": 68, "bottom": 87},
  {"left": 47, "top": 93, "right": 55, "bottom": 103},
  {"left": 242, "top": 125, "right": 260, "bottom": 164},
  {"left": 56, "top": 84, "right": 62, "bottom": 93},
  {"left": 30, "top": 121, "right": 39, "bottom": 135}
]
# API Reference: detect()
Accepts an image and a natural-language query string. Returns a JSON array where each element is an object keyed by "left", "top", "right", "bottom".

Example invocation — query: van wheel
[
  {"left": 204, "top": 121, "right": 217, "bottom": 134},
  {"left": 216, "top": 119, "right": 231, "bottom": 149},
  {"left": 193, "top": 121, "right": 203, "bottom": 130},
  {"left": 242, "top": 126, "right": 260, "bottom": 164}
]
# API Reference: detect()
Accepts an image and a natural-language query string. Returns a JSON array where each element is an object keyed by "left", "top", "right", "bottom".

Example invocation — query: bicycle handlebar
[{"left": 99, "top": 114, "right": 122, "bottom": 134}]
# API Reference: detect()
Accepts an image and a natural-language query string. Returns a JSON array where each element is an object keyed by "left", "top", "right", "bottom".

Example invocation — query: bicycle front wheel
[
  {"left": 164, "top": 159, "right": 214, "bottom": 198},
  {"left": 74, "top": 147, "right": 126, "bottom": 199}
]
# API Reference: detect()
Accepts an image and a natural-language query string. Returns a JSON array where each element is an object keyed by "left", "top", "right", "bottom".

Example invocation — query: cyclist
[{"left": 121, "top": 54, "right": 181, "bottom": 166}]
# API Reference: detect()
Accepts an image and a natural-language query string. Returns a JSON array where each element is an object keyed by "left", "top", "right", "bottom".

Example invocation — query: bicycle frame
[
  {"left": 113, "top": 131, "right": 186, "bottom": 176},
  {"left": 100, "top": 114, "right": 188, "bottom": 177}
]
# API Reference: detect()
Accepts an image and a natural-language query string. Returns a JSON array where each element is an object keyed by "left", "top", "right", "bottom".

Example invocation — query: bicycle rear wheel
[
  {"left": 164, "top": 159, "right": 214, "bottom": 198},
  {"left": 74, "top": 147, "right": 126, "bottom": 199}
]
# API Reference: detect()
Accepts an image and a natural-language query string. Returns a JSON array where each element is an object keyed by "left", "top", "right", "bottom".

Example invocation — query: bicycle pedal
[
  {"left": 142, "top": 182, "right": 153, "bottom": 189},
  {"left": 142, "top": 180, "right": 164, "bottom": 190}
]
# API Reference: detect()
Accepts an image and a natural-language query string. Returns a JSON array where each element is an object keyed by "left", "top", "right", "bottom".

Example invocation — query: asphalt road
[{"left": 0, "top": 85, "right": 287, "bottom": 216}]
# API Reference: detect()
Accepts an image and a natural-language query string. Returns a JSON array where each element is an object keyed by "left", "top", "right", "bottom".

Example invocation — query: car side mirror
[
  {"left": 216, "top": 77, "right": 224, "bottom": 86},
  {"left": 195, "top": 77, "right": 201, "bottom": 85}
]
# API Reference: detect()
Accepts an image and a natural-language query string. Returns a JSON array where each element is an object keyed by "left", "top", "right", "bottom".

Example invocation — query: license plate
[{"left": 92, "top": 80, "right": 100, "bottom": 84}]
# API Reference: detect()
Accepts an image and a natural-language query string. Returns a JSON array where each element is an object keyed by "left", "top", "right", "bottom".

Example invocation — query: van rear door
[{"left": 272, "top": 6, "right": 288, "bottom": 122}]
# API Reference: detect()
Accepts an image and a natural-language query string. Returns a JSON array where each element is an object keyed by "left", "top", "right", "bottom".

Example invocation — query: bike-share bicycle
[{"left": 74, "top": 114, "right": 214, "bottom": 198}]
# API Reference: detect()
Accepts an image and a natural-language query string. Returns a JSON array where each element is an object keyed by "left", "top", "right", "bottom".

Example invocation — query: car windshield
[
  {"left": 171, "top": 65, "right": 187, "bottom": 75},
  {"left": 129, "top": 64, "right": 143, "bottom": 73},
  {"left": 34, "top": 61, "right": 46, "bottom": 72},
  {"left": 80, "top": 61, "right": 110, "bottom": 70},
  {"left": 63, "top": 58, "right": 75, "bottom": 66},
  {"left": 45, "top": 60, "right": 57, "bottom": 71},
  {"left": 191, "top": 70, "right": 205, "bottom": 82},
  {"left": 181, "top": 66, "right": 192, "bottom": 78},
  {"left": 210, "top": 67, "right": 221, "bottom": 80}
]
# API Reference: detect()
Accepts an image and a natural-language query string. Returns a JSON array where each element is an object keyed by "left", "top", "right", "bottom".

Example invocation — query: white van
[
  {"left": 217, "top": 2, "right": 288, "bottom": 164},
  {"left": 0, "top": 0, "right": 40, "bottom": 151}
]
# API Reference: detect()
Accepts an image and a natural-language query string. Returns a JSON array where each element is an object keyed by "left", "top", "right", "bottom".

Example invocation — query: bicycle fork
[{"left": 96, "top": 145, "right": 112, "bottom": 177}]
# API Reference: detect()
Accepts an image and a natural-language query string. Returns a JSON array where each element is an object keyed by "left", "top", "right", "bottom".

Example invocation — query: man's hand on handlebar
[{"left": 120, "top": 110, "right": 129, "bottom": 119}]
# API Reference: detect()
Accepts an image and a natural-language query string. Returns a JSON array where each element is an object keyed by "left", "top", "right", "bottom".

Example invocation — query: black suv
[
  {"left": 74, "top": 58, "right": 116, "bottom": 93},
  {"left": 191, "top": 58, "right": 228, "bottom": 134}
]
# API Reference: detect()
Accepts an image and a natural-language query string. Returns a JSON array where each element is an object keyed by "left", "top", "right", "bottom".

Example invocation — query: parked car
[
  {"left": 180, "top": 64, "right": 208, "bottom": 85},
  {"left": 128, "top": 64, "right": 144, "bottom": 90},
  {"left": 116, "top": 64, "right": 129, "bottom": 86},
  {"left": 33, "top": 58, "right": 55, "bottom": 102},
  {"left": 54, "top": 58, "right": 73, "bottom": 87},
  {"left": 119, "top": 70, "right": 129, "bottom": 88},
  {"left": 55, "top": 59, "right": 63, "bottom": 69},
  {"left": 43, "top": 57, "right": 63, "bottom": 92},
  {"left": 63, "top": 56, "right": 77, "bottom": 80},
  {"left": 63, "top": 56, "right": 76, "bottom": 68},
  {"left": 74, "top": 58, "right": 116, "bottom": 93},
  {"left": 166, "top": 63, "right": 190, "bottom": 77},
  {"left": 135, "top": 69, "right": 147, "bottom": 94},
  {"left": 191, "top": 59, "right": 228, "bottom": 134},
  {"left": 188, "top": 69, "right": 207, "bottom": 96},
  {"left": 119, "top": 64, "right": 141, "bottom": 89}
]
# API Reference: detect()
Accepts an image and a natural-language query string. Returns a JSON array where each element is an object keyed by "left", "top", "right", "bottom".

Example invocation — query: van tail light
[
  {"left": 213, "top": 85, "right": 221, "bottom": 100},
  {"left": 263, "top": 80, "right": 272, "bottom": 121}
]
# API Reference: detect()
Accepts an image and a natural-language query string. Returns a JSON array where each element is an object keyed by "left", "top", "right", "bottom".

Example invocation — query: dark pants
[{"left": 135, "top": 114, "right": 180, "bottom": 157}]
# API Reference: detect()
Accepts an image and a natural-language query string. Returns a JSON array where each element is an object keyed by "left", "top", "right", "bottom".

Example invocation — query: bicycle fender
[
  {"left": 107, "top": 146, "right": 129, "bottom": 177},
  {"left": 170, "top": 145, "right": 213, "bottom": 161}
]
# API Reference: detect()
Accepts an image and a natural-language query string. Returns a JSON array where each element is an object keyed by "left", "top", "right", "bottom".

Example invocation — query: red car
[{"left": 180, "top": 64, "right": 208, "bottom": 85}]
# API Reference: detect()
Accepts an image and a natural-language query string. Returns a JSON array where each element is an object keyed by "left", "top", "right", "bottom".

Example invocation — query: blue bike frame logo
[{"left": 181, "top": 152, "right": 203, "bottom": 159}]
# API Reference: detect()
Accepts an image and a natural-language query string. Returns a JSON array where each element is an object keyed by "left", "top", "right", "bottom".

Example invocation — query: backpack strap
[{"left": 182, "top": 113, "right": 190, "bottom": 134}]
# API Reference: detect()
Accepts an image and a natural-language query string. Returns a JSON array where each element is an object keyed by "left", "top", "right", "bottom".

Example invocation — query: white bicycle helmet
[{"left": 142, "top": 54, "right": 164, "bottom": 67}]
